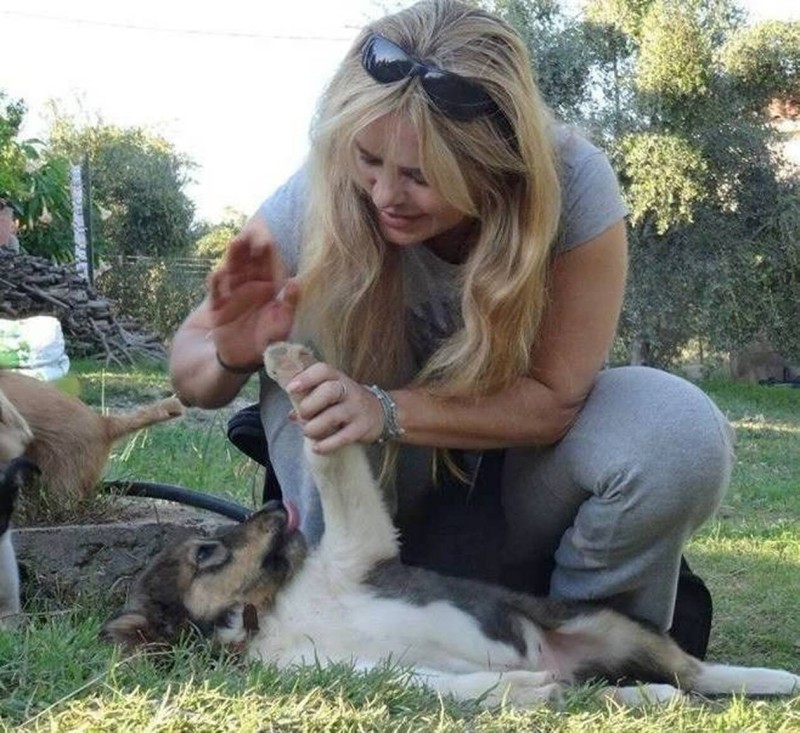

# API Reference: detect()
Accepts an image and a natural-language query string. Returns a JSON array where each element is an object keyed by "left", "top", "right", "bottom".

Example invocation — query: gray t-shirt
[{"left": 260, "top": 126, "right": 627, "bottom": 367}]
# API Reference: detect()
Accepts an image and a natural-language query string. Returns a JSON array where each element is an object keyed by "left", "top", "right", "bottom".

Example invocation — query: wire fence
[{"left": 95, "top": 255, "right": 216, "bottom": 340}]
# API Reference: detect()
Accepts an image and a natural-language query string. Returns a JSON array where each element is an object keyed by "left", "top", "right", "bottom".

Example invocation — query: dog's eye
[{"left": 194, "top": 542, "right": 222, "bottom": 566}]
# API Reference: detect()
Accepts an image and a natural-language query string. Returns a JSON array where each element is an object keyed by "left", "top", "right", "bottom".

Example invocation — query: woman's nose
[{"left": 370, "top": 171, "right": 405, "bottom": 209}]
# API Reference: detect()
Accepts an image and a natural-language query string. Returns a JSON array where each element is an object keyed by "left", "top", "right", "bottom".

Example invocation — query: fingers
[
  {"left": 207, "top": 251, "right": 296, "bottom": 329},
  {"left": 289, "top": 368, "right": 351, "bottom": 421},
  {"left": 278, "top": 278, "right": 302, "bottom": 310},
  {"left": 210, "top": 239, "right": 288, "bottom": 304},
  {"left": 226, "top": 232, "right": 286, "bottom": 279},
  {"left": 286, "top": 367, "right": 383, "bottom": 452},
  {"left": 311, "top": 422, "right": 366, "bottom": 455}
]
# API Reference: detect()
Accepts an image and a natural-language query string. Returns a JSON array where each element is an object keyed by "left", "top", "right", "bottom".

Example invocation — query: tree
[
  {"left": 491, "top": 0, "right": 800, "bottom": 365},
  {"left": 0, "top": 90, "right": 72, "bottom": 260},
  {"left": 194, "top": 207, "right": 247, "bottom": 262},
  {"left": 48, "top": 116, "right": 196, "bottom": 257},
  {"left": 722, "top": 20, "right": 800, "bottom": 105}
]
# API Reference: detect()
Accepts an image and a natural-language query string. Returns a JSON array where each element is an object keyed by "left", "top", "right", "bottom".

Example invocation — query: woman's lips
[{"left": 379, "top": 210, "right": 422, "bottom": 230}]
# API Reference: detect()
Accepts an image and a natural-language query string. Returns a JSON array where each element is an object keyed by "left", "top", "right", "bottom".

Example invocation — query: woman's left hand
[{"left": 286, "top": 362, "right": 384, "bottom": 454}]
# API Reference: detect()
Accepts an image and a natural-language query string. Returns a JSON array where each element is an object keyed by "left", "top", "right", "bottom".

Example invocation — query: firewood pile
[{"left": 0, "top": 251, "right": 167, "bottom": 364}]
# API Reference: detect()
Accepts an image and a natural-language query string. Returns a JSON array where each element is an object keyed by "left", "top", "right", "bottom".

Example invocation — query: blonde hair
[{"left": 297, "top": 0, "right": 561, "bottom": 398}]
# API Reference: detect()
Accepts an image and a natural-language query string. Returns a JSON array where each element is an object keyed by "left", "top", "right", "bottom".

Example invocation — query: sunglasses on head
[{"left": 360, "top": 34, "right": 508, "bottom": 126}]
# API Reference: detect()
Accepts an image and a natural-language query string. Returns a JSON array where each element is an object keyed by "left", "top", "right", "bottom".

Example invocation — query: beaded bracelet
[
  {"left": 365, "top": 384, "right": 405, "bottom": 444},
  {"left": 215, "top": 350, "right": 261, "bottom": 375}
]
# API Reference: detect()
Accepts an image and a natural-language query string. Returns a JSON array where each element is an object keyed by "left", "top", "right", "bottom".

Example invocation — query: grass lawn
[{"left": 0, "top": 362, "right": 798, "bottom": 732}]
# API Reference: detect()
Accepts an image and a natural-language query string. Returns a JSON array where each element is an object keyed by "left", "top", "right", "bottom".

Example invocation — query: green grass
[{"left": 1, "top": 364, "right": 798, "bottom": 731}]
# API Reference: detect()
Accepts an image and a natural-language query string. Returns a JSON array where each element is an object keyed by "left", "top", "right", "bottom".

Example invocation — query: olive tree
[{"left": 491, "top": 0, "right": 800, "bottom": 365}]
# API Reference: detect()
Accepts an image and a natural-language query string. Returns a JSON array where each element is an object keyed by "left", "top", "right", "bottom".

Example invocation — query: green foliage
[
  {"left": 584, "top": 0, "right": 655, "bottom": 40},
  {"left": 494, "top": 0, "right": 800, "bottom": 366},
  {"left": 193, "top": 207, "right": 246, "bottom": 262},
  {"left": 636, "top": 1, "right": 713, "bottom": 98},
  {"left": 0, "top": 90, "right": 73, "bottom": 259},
  {"left": 95, "top": 256, "right": 214, "bottom": 341},
  {"left": 15, "top": 152, "right": 74, "bottom": 261},
  {"left": 492, "top": 0, "right": 600, "bottom": 119},
  {"left": 722, "top": 20, "right": 800, "bottom": 104},
  {"left": 0, "top": 92, "right": 26, "bottom": 196},
  {"left": 621, "top": 133, "right": 708, "bottom": 232},
  {"left": 49, "top": 116, "right": 196, "bottom": 257}
]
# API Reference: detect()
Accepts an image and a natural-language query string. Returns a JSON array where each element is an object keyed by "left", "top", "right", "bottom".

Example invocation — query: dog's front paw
[{"left": 263, "top": 342, "right": 317, "bottom": 397}]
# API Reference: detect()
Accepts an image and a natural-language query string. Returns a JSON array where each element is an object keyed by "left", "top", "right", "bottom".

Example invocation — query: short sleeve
[
  {"left": 555, "top": 129, "right": 628, "bottom": 254},
  {"left": 258, "top": 166, "right": 309, "bottom": 275}
]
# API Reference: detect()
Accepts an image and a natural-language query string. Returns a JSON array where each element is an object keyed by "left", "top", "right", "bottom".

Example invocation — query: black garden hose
[{"left": 101, "top": 480, "right": 252, "bottom": 522}]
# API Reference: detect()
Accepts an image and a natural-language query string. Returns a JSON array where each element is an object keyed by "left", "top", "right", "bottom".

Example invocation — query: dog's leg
[
  {"left": 528, "top": 605, "right": 800, "bottom": 699},
  {"left": 0, "top": 532, "right": 20, "bottom": 629},
  {"left": 306, "top": 442, "right": 399, "bottom": 566},
  {"left": 413, "top": 668, "right": 565, "bottom": 708},
  {"left": 690, "top": 663, "right": 800, "bottom": 696},
  {"left": 599, "top": 663, "right": 800, "bottom": 705},
  {"left": 102, "top": 396, "right": 185, "bottom": 441},
  {"left": 0, "top": 458, "right": 30, "bottom": 630},
  {"left": 598, "top": 684, "right": 686, "bottom": 706},
  {"left": 263, "top": 343, "right": 398, "bottom": 569}
]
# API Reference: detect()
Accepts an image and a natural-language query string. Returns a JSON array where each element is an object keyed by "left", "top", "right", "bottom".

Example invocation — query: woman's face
[{"left": 353, "top": 114, "right": 469, "bottom": 253}]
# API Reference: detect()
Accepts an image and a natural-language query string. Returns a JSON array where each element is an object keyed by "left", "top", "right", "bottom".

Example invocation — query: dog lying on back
[
  {"left": 103, "top": 343, "right": 800, "bottom": 707},
  {"left": 0, "top": 371, "right": 184, "bottom": 502}
]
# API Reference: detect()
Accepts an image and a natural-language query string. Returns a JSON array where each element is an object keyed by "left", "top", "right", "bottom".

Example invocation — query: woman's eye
[{"left": 359, "top": 152, "right": 381, "bottom": 167}]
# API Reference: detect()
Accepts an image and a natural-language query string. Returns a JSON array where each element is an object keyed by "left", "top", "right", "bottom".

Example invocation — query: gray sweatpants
[{"left": 260, "top": 366, "right": 733, "bottom": 631}]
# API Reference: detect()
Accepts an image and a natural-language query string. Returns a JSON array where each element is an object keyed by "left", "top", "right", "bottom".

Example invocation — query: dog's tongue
[{"left": 284, "top": 500, "right": 299, "bottom": 533}]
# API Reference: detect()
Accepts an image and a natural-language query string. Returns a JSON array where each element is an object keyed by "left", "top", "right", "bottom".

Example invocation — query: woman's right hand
[{"left": 207, "top": 218, "right": 300, "bottom": 371}]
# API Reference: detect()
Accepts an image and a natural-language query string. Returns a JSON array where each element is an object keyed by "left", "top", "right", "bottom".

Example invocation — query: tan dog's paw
[{"left": 159, "top": 397, "right": 186, "bottom": 419}]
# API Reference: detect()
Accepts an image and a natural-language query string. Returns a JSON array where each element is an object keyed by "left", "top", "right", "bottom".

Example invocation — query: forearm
[
  {"left": 392, "top": 377, "right": 588, "bottom": 450},
  {"left": 169, "top": 325, "right": 254, "bottom": 409}
]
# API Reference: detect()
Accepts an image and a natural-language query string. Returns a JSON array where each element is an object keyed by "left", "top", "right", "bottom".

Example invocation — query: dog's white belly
[{"left": 250, "top": 588, "right": 539, "bottom": 675}]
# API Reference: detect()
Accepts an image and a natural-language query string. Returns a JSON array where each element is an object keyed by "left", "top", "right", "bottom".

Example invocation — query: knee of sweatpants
[{"left": 575, "top": 367, "right": 734, "bottom": 531}]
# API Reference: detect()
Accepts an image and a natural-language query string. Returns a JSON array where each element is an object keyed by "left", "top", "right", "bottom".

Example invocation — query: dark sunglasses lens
[
  {"left": 421, "top": 70, "right": 498, "bottom": 120},
  {"left": 362, "top": 35, "right": 414, "bottom": 84}
]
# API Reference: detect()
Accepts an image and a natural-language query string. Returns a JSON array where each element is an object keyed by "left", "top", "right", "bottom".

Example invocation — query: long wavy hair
[{"left": 296, "top": 0, "right": 561, "bottom": 399}]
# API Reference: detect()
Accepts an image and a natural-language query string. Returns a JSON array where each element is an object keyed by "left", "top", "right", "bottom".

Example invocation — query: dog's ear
[
  {"left": 102, "top": 610, "right": 162, "bottom": 648},
  {"left": 102, "top": 601, "right": 191, "bottom": 649}
]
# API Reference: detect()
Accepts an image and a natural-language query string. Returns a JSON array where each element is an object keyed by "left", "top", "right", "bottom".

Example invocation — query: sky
[{"left": 2, "top": 0, "right": 798, "bottom": 223}]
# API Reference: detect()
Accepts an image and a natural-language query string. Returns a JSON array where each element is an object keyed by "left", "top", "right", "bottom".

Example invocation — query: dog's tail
[{"left": 102, "top": 397, "right": 185, "bottom": 442}]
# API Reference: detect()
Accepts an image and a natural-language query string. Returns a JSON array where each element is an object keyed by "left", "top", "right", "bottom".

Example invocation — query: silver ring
[{"left": 337, "top": 381, "right": 348, "bottom": 402}]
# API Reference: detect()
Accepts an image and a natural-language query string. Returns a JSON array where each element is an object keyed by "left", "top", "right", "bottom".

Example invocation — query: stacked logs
[{"left": 0, "top": 251, "right": 167, "bottom": 364}]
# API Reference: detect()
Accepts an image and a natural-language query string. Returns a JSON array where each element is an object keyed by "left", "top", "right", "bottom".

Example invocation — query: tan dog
[{"left": 0, "top": 371, "right": 184, "bottom": 501}]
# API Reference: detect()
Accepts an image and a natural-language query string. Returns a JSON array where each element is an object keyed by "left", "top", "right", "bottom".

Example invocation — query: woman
[{"left": 170, "top": 0, "right": 732, "bottom": 641}]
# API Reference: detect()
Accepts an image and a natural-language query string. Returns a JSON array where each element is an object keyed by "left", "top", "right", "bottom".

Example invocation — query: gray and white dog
[{"left": 103, "top": 343, "right": 800, "bottom": 707}]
